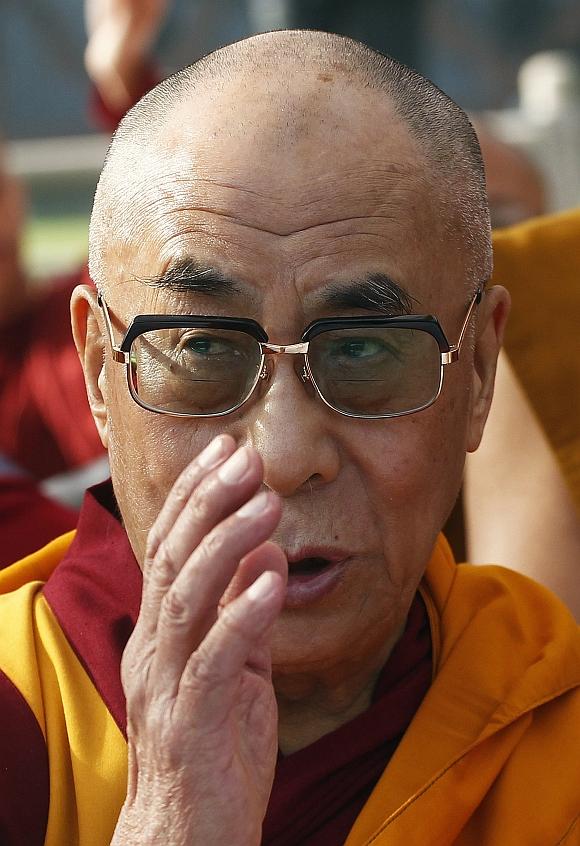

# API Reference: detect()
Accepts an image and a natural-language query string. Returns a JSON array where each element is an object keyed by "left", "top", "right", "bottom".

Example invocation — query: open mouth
[
  {"left": 284, "top": 552, "right": 349, "bottom": 606},
  {"left": 289, "top": 557, "right": 334, "bottom": 577}
]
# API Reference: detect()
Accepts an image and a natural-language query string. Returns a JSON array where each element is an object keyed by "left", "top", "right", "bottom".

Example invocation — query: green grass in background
[{"left": 23, "top": 214, "right": 90, "bottom": 282}]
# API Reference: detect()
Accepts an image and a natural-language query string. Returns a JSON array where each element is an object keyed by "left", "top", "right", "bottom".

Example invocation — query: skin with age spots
[{"left": 72, "top": 31, "right": 509, "bottom": 846}]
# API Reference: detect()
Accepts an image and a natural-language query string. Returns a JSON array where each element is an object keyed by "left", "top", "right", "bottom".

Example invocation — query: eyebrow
[
  {"left": 137, "top": 261, "right": 416, "bottom": 316},
  {"left": 136, "top": 259, "right": 241, "bottom": 297},
  {"left": 313, "top": 274, "right": 417, "bottom": 315}
]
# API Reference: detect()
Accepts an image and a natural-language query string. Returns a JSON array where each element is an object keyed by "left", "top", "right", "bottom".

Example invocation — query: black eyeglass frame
[{"left": 97, "top": 287, "right": 483, "bottom": 420}]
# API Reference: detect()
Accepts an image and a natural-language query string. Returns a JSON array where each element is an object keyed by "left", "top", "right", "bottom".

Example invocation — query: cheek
[
  {"left": 104, "top": 362, "right": 225, "bottom": 562},
  {"left": 352, "top": 398, "right": 468, "bottom": 548}
]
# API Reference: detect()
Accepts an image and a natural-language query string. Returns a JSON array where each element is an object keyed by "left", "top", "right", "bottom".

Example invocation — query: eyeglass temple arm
[
  {"left": 97, "top": 291, "right": 127, "bottom": 363},
  {"left": 441, "top": 287, "right": 483, "bottom": 365}
]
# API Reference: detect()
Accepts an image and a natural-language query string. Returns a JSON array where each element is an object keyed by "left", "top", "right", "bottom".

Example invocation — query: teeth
[{"left": 291, "top": 557, "right": 330, "bottom": 575}]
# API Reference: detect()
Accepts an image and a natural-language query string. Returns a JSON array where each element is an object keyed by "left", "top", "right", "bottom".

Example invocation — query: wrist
[{"left": 112, "top": 793, "right": 263, "bottom": 846}]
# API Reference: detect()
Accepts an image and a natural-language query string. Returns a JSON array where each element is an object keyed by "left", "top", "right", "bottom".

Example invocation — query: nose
[{"left": 238, "top": 357, "right": 341, "bottom": 498}]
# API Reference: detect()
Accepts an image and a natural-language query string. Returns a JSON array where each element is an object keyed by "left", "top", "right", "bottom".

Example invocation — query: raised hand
[
  {"left": 84, "top": 0, "right": 169, "bottom": 111},
  {"left": 111, "top": 435, "right": 288, "bottom": 846}
]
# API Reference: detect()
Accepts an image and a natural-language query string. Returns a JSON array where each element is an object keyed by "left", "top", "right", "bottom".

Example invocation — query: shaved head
[{"left": 89, "top": 30, "right": 490, "bottom": 295}]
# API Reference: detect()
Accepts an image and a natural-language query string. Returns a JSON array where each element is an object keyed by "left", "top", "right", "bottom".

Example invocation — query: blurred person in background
[
  {"left": 452, "top": 124, "right": 580, "bottom": 620},
  {"left": 0, "top": 0, "right": 170, "bottom": 494},
  {"left": 475, "top": 120, "right": 546, "bottom": 230},
  {"left": 468, "top": 206, "right": 580, "bottom": 620},
  {"left": 0, "top": 0, "right": 171, "bottom": 563}
]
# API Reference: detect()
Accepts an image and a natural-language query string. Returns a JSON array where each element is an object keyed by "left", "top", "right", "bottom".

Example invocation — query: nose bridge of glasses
[
  {"left": 259, "top": 341, "right": 311, "bottom": 384},
  {"left": 261, "top": 341, "right": 309, "bottom": 355}
]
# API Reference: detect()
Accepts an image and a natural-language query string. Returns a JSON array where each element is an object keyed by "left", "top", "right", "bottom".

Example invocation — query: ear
[
  {"left": 70, "top": 284, "right": 109, "bottom": 449},
  {"left": 466, "top": 285, "right": 511, "bottom": 453}
]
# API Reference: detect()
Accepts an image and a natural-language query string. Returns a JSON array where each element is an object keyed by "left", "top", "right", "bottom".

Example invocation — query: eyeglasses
[{"left": 97, "top": 287, "right": 482, "bottom": 420}]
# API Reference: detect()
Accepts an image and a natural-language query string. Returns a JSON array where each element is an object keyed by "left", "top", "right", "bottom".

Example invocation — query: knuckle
[
  {"left": 219, "top": 603, "right": 252, "bottom": 643},
  {"left": 155, "top": 538, "right": 176, "bottom": 570},
  {"left": 184, "top": 656, "right": 220, "bottom": 691},
  {"left": 149, "top": 540, "right": 179, "bottom": 588},
  {"left": 185, "top": 486, "right": 215, "bottom": 525},
  {"left": 171, "top": 473, "right": 195, "bottom": 507},
  {"left": 198, "top": 529, "right": 226, "bottom": 563},
  {"left": 160, "top": 587, "right": 190, "bottom": 629}
]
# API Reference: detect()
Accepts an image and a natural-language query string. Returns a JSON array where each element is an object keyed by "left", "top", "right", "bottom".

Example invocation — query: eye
[
  {"left": 337, "top": 338, "right": 384, "bottom": 359},
  {"left": 332, "top": 336, "right": 403, "bottom": 363},
  {"left": 180, "top": 334, "right": 241, "bottom": 359}
]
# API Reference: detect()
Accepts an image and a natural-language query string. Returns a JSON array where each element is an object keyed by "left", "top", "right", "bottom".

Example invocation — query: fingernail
[
  {"left": 247, "top": 571, "right": 277, "bottom": 602},
  {"left": 198, "top": 436, "right": 229, "bottom": 469},
  {"left": 237, "top": 490, "right": 270, "bottom": 518},
  {"left": 217, "top": 448, "right": 251, "bottom": 484}
]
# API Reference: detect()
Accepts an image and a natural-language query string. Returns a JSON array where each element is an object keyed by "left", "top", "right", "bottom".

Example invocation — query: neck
[{"left": 274, "top": 621, "right": 405, "bottom": 755}]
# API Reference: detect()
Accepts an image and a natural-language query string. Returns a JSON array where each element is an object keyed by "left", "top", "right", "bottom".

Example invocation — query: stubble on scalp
[{"left": 89, "top": 30, "right": 491, "bottom": 298}]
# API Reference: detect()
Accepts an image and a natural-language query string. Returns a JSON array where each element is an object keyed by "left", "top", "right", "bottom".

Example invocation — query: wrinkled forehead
[{"left": 96, "top": 77, "right": 468, "bottom": 317}]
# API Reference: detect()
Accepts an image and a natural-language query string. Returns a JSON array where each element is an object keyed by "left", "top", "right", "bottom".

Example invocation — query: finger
[
  {"left": 174, "top": 567, "right": 286, "bottom": 726},
  {"left": 144, "top": 434, "right": 235, "bottom": 564},
  {"left": 219, "top": 543, "right": 288, "bottom": 685},
  {"left": 219, "top": 541, "right": 288, "bottom": 608},
  {"left": 150, "top": 490, "right": 282, "bottom": 695},
  {"left": 138, "top": 445, "right": 267, "bottom": 639}
]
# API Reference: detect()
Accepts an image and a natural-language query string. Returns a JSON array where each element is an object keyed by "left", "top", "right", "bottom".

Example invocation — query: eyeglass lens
[
  {"left": 308, "top": 327, "right": 441, "bottom": 416},
  {"left": 128, "top": 325, "right": 442, "bottom": 417},
  {"left": 129, "top": 328, "right": 263, "bottom": 415}
]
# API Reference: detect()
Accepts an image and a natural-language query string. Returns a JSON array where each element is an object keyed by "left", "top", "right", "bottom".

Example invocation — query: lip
[{"left": 283, "top": 546, "right": 352, "bottom": 609}]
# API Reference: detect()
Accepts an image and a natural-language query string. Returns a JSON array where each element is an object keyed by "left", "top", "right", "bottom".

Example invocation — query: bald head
[{"left": 89, "top": 30, "right": 490, "bottom": 294}]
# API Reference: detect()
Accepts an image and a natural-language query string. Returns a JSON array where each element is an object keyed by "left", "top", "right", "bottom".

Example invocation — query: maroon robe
[
  {"left": 0, "top": 270, "right": 105, "bottom": 479},
  {"left": 0, "top": 475, "right": 77, "bottom": 569}
]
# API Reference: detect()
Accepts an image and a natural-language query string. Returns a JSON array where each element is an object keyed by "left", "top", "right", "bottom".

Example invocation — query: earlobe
[
  {"left": 466, "top": 285, "right": 511, "bottom": 453},
  {"left": 70, "top": 284, "right": 109, "bottom": 448}
]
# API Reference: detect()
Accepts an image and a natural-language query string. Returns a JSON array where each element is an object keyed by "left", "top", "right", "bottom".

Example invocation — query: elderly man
[{"left": 1, "top": 31, "right": 579, "bottom": 846}]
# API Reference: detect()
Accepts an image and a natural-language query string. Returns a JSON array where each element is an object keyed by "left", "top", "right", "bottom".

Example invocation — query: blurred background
[{"left": 2, "top": 0, "right": 580, "bottom": 280}]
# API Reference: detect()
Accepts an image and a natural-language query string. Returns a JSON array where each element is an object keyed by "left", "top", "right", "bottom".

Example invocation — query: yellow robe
[
  {"left": 1, "top": 531, "right": 578, "bottom": 845},
  {"left": 493, "top": 208, "right": 580, "bottom": 514}
]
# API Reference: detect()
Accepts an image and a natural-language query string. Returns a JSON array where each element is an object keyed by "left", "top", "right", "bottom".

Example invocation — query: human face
[{"left": 75, "top": 76, "right": 505, "bottom": 688}]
